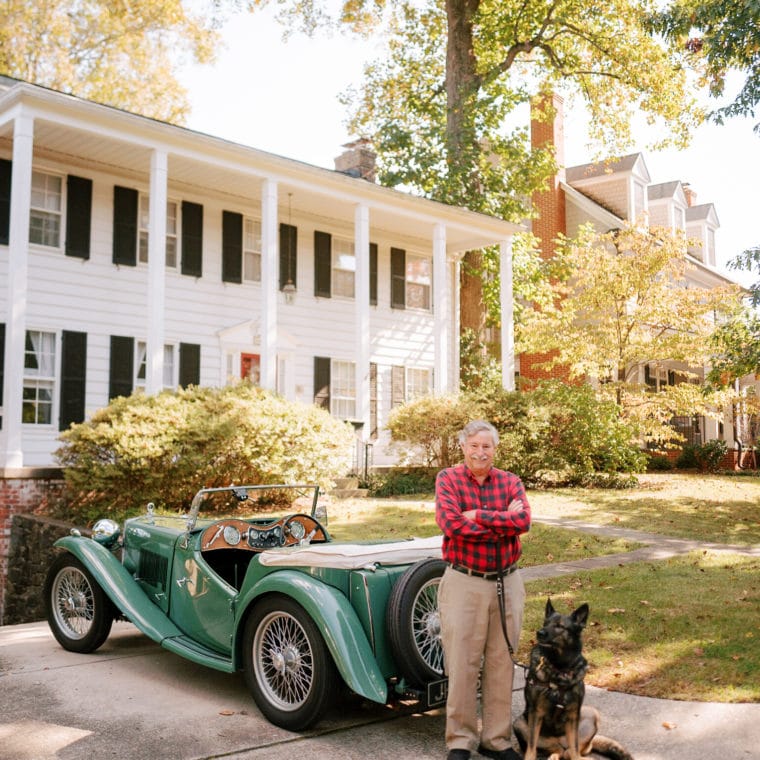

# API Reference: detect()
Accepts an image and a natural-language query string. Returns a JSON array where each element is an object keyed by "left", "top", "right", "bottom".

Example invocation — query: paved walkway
[{"left": 525, "top": 516, "right": 760, "bottom": 581}]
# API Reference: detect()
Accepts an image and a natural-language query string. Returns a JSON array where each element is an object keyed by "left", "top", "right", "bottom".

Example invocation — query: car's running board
[{"left": 162, "top": 635, "right": 236, "bottom": 673}]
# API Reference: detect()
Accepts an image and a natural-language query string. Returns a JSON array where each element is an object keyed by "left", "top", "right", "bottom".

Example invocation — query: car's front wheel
[
  {"left": 243, "top": 595, "right": 339, "bottom": 731},
  {"left": 44, "top": 553, "right": 114, "bottom": 653}
]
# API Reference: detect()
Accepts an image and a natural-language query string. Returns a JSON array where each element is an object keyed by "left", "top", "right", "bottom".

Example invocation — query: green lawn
[{"left": 326, "top": 472, "right": 760, "bottom": 702}]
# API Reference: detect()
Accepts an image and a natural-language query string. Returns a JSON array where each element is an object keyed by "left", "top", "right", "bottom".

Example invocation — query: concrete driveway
[{"left": 2, "top": 620, "right": 759, "bottom": 760}]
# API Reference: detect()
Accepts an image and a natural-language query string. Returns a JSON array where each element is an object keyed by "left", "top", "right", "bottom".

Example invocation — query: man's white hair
[{"left": 458, "top": 419, "right": 499, "bottom": 447}]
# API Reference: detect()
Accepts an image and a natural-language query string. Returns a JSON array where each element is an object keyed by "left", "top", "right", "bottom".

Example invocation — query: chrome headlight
[{"left": 92, "top": 518, "right": 121, "bottom": 548}]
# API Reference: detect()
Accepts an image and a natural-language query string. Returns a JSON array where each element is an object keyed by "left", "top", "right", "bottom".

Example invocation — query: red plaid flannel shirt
[{"left": 435, "top": 463, "right": 531, "bottom": 573}]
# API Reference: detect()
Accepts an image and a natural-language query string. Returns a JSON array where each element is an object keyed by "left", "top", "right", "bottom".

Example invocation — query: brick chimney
[
  {"left": 334, "top": 138, "right": 376, "bottom": 182},
  {"left": 521, "top": 92, "right": 570, "bottom": 384},
  {"left": 682, "top": 183, "right": 697, "bottom": 207},
  {"left": 531, "top": 92, "right": 566, "bottom": 261}
]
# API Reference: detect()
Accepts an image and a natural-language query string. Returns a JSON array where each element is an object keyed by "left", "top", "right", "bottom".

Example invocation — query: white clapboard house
[{"left": 0, "top": 77, "right": 521, "bottom": 471}]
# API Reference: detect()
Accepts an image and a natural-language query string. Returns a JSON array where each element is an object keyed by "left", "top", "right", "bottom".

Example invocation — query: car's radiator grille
[{"left": 138, "top": 550, "right": 168, "bottom": 587}]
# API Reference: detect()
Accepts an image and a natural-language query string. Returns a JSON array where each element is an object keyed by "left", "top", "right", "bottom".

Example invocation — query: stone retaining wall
[
  {"left": 0, "top": 468, "right": 66, "bottom": 625},
  {"left": 3, "top": 514, "right": 81, "bottom": 626}
]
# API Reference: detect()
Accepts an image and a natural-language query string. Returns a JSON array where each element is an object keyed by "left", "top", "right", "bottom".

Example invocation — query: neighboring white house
[{"left": 0, "top": 77, "right": 521, "bottom": 470}]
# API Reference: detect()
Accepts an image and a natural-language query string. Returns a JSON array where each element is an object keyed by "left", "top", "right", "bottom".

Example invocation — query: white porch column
[
  {"left": 0, "top": 112, "right": 34, "bottom": 468},
  {"left": 499, "top": 238, "right": 515, "bottom": 391},
  {"left": 146, "top": 149, "right": 168, "bottom": 395},
  {"left": 354, "top": 204, "right": 370, "bottom": 438},
  {"left": 260, "top": 179, "right": 278, "bottom": 390},
  {"left": 433, "top": 224, "right": 448, "bottom": 394}
]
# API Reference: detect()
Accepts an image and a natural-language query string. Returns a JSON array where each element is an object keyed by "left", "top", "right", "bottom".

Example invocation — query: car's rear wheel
[
  {"left": 44, "top": 553, "right": 114, "bottom": 653},
  {"left": 386, "top": 558, "right": 446, "bottom": 686},
  {"left": 243, "top": 594, "right": 339, "bottom": 731}
]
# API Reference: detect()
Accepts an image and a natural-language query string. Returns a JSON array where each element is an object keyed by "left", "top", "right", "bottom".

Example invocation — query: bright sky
[{"left": 179, "top": 8, "right": 758, "bottom": 287}]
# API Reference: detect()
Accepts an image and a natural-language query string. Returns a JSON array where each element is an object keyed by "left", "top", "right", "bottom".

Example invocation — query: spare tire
[{"left": 386, "top": 558, "right": 446, "bottom": 686}]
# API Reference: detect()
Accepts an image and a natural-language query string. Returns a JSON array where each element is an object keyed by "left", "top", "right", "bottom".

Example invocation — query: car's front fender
[
  {"left": 236, "top": 570, "right": 388, "bottom": 705},
  {"left": 53, "top": 536, "right": 182, "bottom": 643}
]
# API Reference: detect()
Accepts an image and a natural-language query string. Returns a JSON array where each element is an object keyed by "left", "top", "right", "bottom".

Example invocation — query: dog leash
[{"left": 496, "top": 545, "right": 530, "bottom": 681}]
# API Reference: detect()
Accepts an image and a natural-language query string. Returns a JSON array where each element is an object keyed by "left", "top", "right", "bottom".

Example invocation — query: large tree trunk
[
  {"left": 445, "top": 0, "right": 488, "bottom": 366},
  {"left": 460, "top": 249, "right": 486, "bottom": 337}
]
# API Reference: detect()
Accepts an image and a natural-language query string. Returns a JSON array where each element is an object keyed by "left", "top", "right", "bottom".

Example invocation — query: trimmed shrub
[
  {"left": 694, "top": 439, "right": 728, "bottom": 472},
  {"left": 675, "top": 444, "right": 700, "bottom": 469},
  {"left": 363, "top": 467, "right": 438, "bottom": 496},
  {"left": 54, "top": 383, "right": 355, "bottom": 523},
  {"left": 386, "top": 393, "right": 481, "bottom": 467},
  {"left": 646, "top": 453, "right": 674, "bottom": 471},
  {"left": 386, "top": 380, "right": 646, "bottom": 487}
]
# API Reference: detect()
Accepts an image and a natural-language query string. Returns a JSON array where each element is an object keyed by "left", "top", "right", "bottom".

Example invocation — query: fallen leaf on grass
[{"left": 607, "top": 608, "right": 626, "bottom": 614}]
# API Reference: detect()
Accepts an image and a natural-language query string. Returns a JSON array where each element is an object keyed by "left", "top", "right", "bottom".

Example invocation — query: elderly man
[{"left": 435, "top": 419, "right": 531, "bottom": 760}]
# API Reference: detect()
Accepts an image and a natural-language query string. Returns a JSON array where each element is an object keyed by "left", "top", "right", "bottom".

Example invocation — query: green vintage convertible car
[{"left": 44, "top": 484, "right": 447, "bottom": 730}]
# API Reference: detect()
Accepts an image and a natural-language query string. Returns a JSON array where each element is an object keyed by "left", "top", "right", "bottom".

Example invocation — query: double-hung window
[
  {"left": 135, "top": 341, "right": 176, "bottom": 390},
  {"left": 331, "top": 360, "right": 356, "bottom": 419},
  {"left": 138, "top": 195, "right": 178, "bottom": 267},
  {"left": 244, "top": 218, "right": 262, "bottom": 282},
  {"left": 406, "top": 367, "right": 432, "bottom": 400},
  {"left": 30, "top": 171, "right": 62, "bottom": 247},
  {"left": 332, "top": 238, "right": 355, "bottom": 298},
  {"left": 406, "top": 254, "right": 431, "bottom": 310},
  {"left": 23, "top": 330, "right": 56, "bottom": 424},
  {"left": 391, "top": 248, "right": 432, "bottom": 310}
]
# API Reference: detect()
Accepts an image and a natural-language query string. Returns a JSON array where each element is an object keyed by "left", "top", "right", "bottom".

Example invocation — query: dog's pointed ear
[
  {"left": 572, "top": 603, "right": 590, "bottom": 628},
  {"left": 545, "top": 598, "right": 555, "bottom": 618}
]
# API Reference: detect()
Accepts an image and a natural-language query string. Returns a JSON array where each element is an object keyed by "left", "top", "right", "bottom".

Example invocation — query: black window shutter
[
  {"left": 0, "top": 323, "right": 5, "bottom": 429},
  {"left": 390, "top": 247, "right": 406, "bottom": 309},
  {"left": 391, "top": 364, "right": 406, "bottom": 408},
  {"left": 181, "top": 201, "right": 203, "bottom": 277},
  {"left": 222, "top": 210, "right": 243, "bottom": 283},
  {"left": 369, "top": 362, "right": 378, "bottom": 439},
  {"left": 314, "top": 356, "right": 331, "bottom": 409},
  {"left": 179, "top": 343, "right": 201, "bottom": 387},
  {"left": 112, "top": 186, "right": 138, "bottom": 266},
  {"left": 65, "top": 175, "right": 92, "bottom": 259},
  {"left": 0, "top": 159, "right": 11, "bottom": 246},
  {"left": 369, "top": 242, "right": 378, "bottom": 305},
  {"left": 279, "top": 223, "right": 297, "bottom": 290},
  {"left": 109, "top": 335, "right": 134, "bottom": 399},
  {"left": 60, "top": 330, "right": 87, "bottom": 430},
  {"left": 314, "top": 230, "right": 332, "bottom": 298}
]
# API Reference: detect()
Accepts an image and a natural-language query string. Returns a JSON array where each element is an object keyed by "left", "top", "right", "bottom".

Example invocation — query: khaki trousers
[{"left": 438, "top": 566, "right": 525, "bottom": 752}]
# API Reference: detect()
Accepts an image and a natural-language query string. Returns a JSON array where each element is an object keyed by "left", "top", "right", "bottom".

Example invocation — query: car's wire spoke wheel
[
  {"left": 243, "top": 595, "right": 338, "bottom": 731},
  {"left": 387, "top": 558, "right": 447, "bottom": 686},
  {"left": 44, "top": 553, "right": 114, "bottom": 653},
  {"left": 411, "top": 575, "right": 444, "bottom": 674},
  {"left": 255, "top": 611, "right": 314, "bottom": 709},
  {"left": 52, "top": 564, "right": 94, "bottom": 638}
]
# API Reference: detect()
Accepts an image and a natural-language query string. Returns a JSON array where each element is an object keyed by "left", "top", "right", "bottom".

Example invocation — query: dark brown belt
[{"left": 449, "top": 563, "right": 517, "bottom": 581}]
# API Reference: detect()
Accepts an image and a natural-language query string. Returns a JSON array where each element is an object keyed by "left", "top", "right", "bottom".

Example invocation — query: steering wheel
[{"left": 282, "top": 514, "right": 327, "bottom": 546}]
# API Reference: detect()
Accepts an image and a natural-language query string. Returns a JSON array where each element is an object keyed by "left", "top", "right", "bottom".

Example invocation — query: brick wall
[{"left": 0, "top": 469, "right": 65, "bottom": 625}]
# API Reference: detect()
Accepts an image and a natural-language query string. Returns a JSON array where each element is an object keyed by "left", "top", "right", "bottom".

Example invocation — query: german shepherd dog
[{"left": 513, "top": 599, "right": 633, "bottom": 760}]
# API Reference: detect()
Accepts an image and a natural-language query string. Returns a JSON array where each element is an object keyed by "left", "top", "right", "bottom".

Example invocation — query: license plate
[{"left": 427, "top": 677, "right": 448, "bottom": 706}]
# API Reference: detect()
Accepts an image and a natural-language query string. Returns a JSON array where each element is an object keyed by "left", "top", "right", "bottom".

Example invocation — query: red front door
[{"left": 241, "top": 353, "right": 260, "bottom": 385}]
